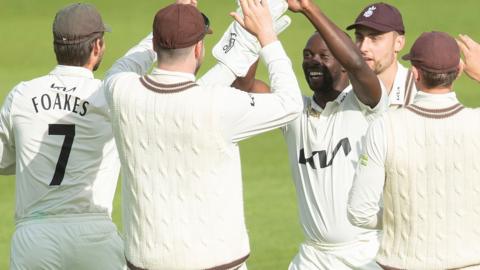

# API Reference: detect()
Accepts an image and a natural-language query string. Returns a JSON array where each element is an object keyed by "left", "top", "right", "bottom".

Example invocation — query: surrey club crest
[{"left": 363, "top": 6, "right": 376, "bottom": 18}]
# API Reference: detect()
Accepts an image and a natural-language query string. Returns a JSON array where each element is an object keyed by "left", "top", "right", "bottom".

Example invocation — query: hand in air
[
  {"left": 231, "top": 0, "right": 277, "bottom": 46},
  {"left": 287, "top": 0, "right": 312, "bottom": 13},
  {"left": 457, "top": 34, "right": 480, "bottom": 82}
]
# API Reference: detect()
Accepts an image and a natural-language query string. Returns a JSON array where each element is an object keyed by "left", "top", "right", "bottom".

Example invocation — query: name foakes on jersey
[{"left": 31, "top": 84, "right": 89, "bottom": 116}]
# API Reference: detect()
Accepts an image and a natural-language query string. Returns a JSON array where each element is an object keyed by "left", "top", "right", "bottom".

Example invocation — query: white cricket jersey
[
  {"left": 104, "top": 41, "right": 302, "bottom": 269},
  {"left": 388, "top": 62, "right": 417, "bottom": 108},
  {"left": 283, "top": 86, "right": 388, "bottom": 245},
  {"left": 0, "top": 66, "right": 120, "bottom": 223}
]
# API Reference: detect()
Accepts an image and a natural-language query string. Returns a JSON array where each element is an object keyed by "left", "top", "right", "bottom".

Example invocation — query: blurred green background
[{"left": 1, "top": 0, "right": 479, "bottom": 269}]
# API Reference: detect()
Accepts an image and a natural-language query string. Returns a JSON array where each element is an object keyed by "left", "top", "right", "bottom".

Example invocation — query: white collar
[
  {"left": 412, "top": 91, "right": 459, "bottom": 108},
  {"left": 310, "top": 85, "right": 352, "bottom": 112},
  {"left": 49, "top": 65, "right": 94, "bottom": 79},
  {"left": 150, "top": 68, "right": 196, "bottom": 82},
  {"left": 388, "top": 62, "right": 409, "bottom": 105}
]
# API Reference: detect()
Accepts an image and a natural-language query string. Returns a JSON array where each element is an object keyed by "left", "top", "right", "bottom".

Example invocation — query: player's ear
[
  {"left": 394, "top": 34, "right": 405, "bottom": 53},
  {"left": 153, "top": 40, "right": 159, "bottom": 54},
  {"left": 92, "top": 38, "right": 103, "bottom": 57},
  {"left": 412, "top": 66, "right": 420, "bottom": 82},
  {"left": 194, "top": 40, "right": 203, "bottom": 59}
]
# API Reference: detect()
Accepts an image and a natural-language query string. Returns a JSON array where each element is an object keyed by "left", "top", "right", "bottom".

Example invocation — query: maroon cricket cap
[
  {"left": 402, "top": 31, "right": 460, "bottom": 73},
  {"left": 346, "top": 2, "right": 405, "bottom": 34},
  {"left": 153, "top": 4, "right": 212, "bottom": 49},
  {"left": 53, "top": 3, "right": 111, "bottom": 45}
]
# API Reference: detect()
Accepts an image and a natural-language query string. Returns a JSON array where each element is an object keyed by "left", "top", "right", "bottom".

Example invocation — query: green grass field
[{"left": 1, "top": 0, "right": 480, "bottom": 269}]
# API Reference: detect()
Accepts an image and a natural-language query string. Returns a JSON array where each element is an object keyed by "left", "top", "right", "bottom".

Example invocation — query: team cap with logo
[
  {"left": 53, "top": 3, "right": 111, "bottom": 45},
  {"left": 402, "top": 31, "right": 460, "bottom": 73},
  {"left": 346, "top": 2, "right": 405, "bottom": 34},
  {"left": 153, "top": 4, "right": 212, "bottom": 49}
]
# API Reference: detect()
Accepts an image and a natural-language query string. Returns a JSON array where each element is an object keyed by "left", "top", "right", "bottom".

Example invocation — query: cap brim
[
  {"left": 401, "top": 53, "right": 412, "bottom": 61},
  {"left": 346, "top": 21, "right": 401, "bottom": 34},
  {"left": 103, "top": 24, "right": 112, "bottom": 33}
]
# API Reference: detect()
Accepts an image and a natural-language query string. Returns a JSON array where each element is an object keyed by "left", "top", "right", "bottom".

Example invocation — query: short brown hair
[
  {"left": 419, "top": 68, "right": 459, "bottom": 89},
  {"left": 53, "top": 32, "right": 104, "bottom": 66}
]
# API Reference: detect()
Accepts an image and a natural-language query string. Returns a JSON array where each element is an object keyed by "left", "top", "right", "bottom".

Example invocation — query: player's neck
[
  {"left": 378, "top": 61, "right": 398, "bottom": 95},
  {"left": 312, "top": 79, "right": 349, "bottom": 108},
  {"left": 157, "top": 61, "right": 196, "bottom": 75}
]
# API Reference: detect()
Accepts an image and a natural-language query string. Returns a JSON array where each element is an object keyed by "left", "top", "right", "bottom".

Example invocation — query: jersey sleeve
[
  {"left": 198, "top": 63, "right": 237, "bottom": 87},
  {"left": 354, "top": 78, "right": 389, "bottom": 121},
  {"left": 216, "top": 41, "right": 303, "bottom": 143},
  {"left": 347, "top": 116, "right": 387, "bottom": 230},
  {"left": 103, "top": 33, "right": 156, "bottom": 96},
  {"left": 0, "top": 89, "right": 17, "bottom": 175}
]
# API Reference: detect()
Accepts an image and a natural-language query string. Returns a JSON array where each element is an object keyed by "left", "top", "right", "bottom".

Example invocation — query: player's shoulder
[
  {"left": 342, "top": 86, "right": 363, "bottom": 108},
  {"left": 12, "top": 74, "right": 50, "bottom": 91},
  {"left": 104, "top": 71, "right": 142, "bottom": 87},
  {"left": 5, "top": 75, "right": 52, "bottom": 102}
]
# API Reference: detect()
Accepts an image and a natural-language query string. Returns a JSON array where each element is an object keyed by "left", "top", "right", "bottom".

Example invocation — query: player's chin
[
  {"left": 363, "top": 59, "right": 376, "bottom": 70},
  {"left": 307, "top": 77, "right": 325, "bottom": 92}
]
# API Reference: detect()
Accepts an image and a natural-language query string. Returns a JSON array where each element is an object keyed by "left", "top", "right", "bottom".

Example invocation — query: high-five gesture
[
  {"left": 231, "top": 0, "right": 278, "bottom": 47},
  {"left": 289, "top": 0, "right": 382, "bottom": 108}
]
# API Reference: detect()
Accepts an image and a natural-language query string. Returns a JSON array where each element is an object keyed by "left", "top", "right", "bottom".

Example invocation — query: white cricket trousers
[
  {"left": 289, "top": 236, "right": 381, "bottom": 270},
  {"left": 10, "top": 214, "right": 126, "bottom": 270}
]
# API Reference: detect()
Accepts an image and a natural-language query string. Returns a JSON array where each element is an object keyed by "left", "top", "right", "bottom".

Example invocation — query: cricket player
[
  {"left": 348, "top": 31, "right": 480, "bottom": 270},
  {"left": 0, "top": 1, "right": 196, "bottom": 268},
  {"left": 103, "top": 1, "right": 301, "bottom": 269},
  {"left": 0, "top": 4, "right": 127, "bottom": 269},
  {"left": 277, "top": 0, "right": 388, "bottom": 269},
  {"left": 347, "top": 2, "right": 417, "bottom": 108}
]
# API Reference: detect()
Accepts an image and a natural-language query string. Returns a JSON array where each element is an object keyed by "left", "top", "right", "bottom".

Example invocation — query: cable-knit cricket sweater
[{"left": 348, "top": 92, "right": 480, "bottom": 270}]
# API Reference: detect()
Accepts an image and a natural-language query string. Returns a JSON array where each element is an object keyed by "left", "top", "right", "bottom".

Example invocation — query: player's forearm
[
  {"left": 226, "top": 41, "right": 302, "bottom": 143},
  {"left": 263, "top": 41, "right": 302, "bottom": 110},
  {"left": 301, "top": 4, "right": 381, "bottom": 107},
  {"left": 302, "top": 5, "right": 364, "bottom": 74},
  {"left": 347, "top": 170, "right": 384, "bottom": 230}
]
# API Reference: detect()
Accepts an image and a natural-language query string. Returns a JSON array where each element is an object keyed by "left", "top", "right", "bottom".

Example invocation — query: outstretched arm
[
  {"left": 218, "top": 0, "right": 302, "bottom": 142},
  {"left": 288, "top": 0, "right": 382, "bottom": 108}
]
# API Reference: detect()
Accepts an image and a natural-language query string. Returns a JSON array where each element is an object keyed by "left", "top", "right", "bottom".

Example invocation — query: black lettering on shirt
[
  {"left": 80, "top": 101, "right": 89, "bottom": 116},
  {"left": 299, "top": 137, "right": 351, "bottom": 169},
  {"left": 32, "top": 97, "right": 39, "bottom": 113},
  {"left": 31, "top": 91, "right": 88, "bottom": 117},
  {"left": 53, "top": 93, "right": 62, "bottom": 110},
  {"left": 72, "top": 97, "right": 81, "bottom": 113},
  {"left": 41, "top": 94, "right": 51, "bottom": 110}
]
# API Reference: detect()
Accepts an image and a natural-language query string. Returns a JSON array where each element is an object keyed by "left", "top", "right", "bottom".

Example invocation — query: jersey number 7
[{"left": 48, "top": 124, "right": 76, "bottom": 186}]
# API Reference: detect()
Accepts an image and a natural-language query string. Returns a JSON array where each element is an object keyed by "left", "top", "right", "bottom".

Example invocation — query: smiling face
[
  {"left": 302, "top": 33, "right": 344, "bottom": 93},
  {"left": 354, "top": 25, "right": 405, "bottom": 75}
]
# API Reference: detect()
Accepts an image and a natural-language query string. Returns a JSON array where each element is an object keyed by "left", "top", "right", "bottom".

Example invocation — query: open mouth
[{"left": 308, "top": 71, "right": 324, "bottom": 80}]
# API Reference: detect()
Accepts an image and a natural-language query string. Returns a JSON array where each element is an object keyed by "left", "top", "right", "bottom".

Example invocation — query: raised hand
[
  {"left": 457, "top": 34, "right": 480, "bottom": 82},
  {"left": 176, "top": 0, "right": 197, "bottom": 6},
  {"left": 287, "top": 0, "right": 312, "bottom": 13},
  {"left": 231, "top": 0, "right": 278, "bottom": 47}
]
